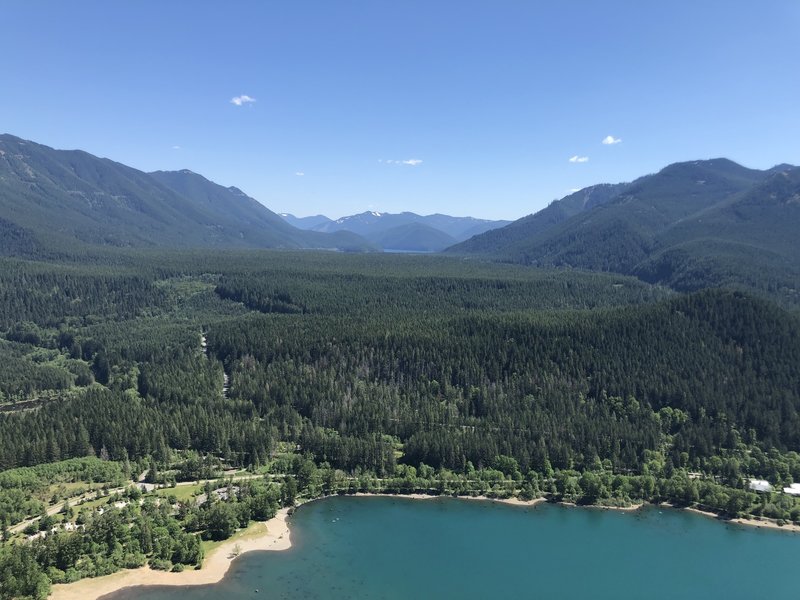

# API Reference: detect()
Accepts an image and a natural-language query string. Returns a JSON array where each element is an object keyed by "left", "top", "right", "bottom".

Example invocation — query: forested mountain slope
[
  {"left": 448, "top": 182, "right": 630, "bottom": 256},
  {"left": 364, "top": 222, "right": 457, "bottom": 252},
  {"left": 0, "top": 134, "right": 371, "bottom": 255},
  {"left": 448, "top": 160, "right": 800, "bottom": 305}
]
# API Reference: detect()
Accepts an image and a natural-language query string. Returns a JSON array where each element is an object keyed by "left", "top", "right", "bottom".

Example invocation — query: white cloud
[
  {"left": 602, "top": 135, "right": 622, "bottom": 145},
  {"left": 382, "top": 158, "right": 423, "bottom": 166},
  {"left": 569, "top": 155, "right": 589, "bottom": 163},
  {"left": 171, "top": 145, "right": 181, "bottom": 150},
  {"left": 569, "top": 188, "right": 583, "bottom": 193},
  {"left": 230, "top": 95, "right": 256, "bottom": 106},
  {"left": 295, "top": 171, "right": 304, "bottom": 176}
]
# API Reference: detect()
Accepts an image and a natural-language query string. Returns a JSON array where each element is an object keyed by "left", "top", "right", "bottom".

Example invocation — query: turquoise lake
[{"left": 109, "top": 497, "right": 800, "bottom": 600}]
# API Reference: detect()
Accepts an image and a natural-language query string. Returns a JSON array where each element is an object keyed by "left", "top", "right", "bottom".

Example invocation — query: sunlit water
[{"left": 108, "top": 496, "right": 799, "bottom": 600}]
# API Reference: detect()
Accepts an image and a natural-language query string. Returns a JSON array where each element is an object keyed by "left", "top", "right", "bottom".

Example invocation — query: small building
[
  {"left": 749, "top": 479, "right": 773, "bottom": 493},
  {"left": 213, "top": 485, "right": 240, "bottom": 501},
  {"left": 782, "top": 483, "right": 800, "bottom": 496}
]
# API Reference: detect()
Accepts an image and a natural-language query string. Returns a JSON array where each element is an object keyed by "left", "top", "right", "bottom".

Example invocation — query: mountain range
[
  {"left": 2, "top": 133, "right": 798, "bottom": 305},
  {"left": 0, "top": 134, "right": 506, "bottom": 256},
  {"left": 0, "top": 134, "right": 372, "bottom": 256},
  {"left": 448, "top": 158, "right": 800, "bottom": 305},
  {"left": 281, "top": 211, "right": 510, "bottom": 252}
]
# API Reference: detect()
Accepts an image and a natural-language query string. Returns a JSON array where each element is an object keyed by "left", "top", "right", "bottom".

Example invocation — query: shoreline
[
  {"left": 731, "top": 516, "right": 800, "bottom": 533},
  {"left": 347, "top": 492, "right": 547, "bottom": 507},
  {"left": 47, "top": 493, "right": 799, "bottom": 599},
  {"left": 558, "top": 500, "right": 644, "bottom": 512},
  {"left": 677, "top": 504, "right": 800, "bottom": 534},
  {"left": 48, "top": 508, "right": 292, "bottom": 600},
  {"left": 346, "top": 492, "right": 642, "bottom": 512},
  {"left": 43, "top": 494, "right": 559, "bottom": 600}
]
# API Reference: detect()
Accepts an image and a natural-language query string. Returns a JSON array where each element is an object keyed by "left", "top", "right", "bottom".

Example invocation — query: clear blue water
[{"left": 109, "top": 497, "right": 800, "bottom": 600}]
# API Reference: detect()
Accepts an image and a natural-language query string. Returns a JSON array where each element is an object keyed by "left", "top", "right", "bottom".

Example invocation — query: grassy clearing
[
  {"left": 199, "top": 519, "right": 268, "bottom": 556},
  {"left": 42, "top": 481, "right": 92, "bottom": 502},
  {"left": 155, "top": 484, "right": 203, "bottom": 502}
]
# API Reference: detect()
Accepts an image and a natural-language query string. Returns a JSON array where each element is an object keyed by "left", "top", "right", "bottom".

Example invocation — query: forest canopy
[{"left": 1, "top": 249, "right": 800, "bottom": 598}]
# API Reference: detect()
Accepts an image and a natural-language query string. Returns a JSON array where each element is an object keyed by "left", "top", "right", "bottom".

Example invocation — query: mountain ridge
[
  {"left": 447, "top": 158, "right": 800, "bottom": 305},
  {"left": 0, "top": 134, "right": 374, "bottom": 255},
  {"left": 280, "top": 210, "right": 510, "bottom": 252}
]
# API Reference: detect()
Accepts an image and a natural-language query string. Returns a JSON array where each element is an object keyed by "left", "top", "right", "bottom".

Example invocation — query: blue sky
[{"left": 3, "top": 1, "right": 799, "bottom": 220}]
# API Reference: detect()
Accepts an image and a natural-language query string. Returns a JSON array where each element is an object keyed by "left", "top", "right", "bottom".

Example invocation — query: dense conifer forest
[{"left": 2, "top": 250, "right": 800, "bottom": 599}]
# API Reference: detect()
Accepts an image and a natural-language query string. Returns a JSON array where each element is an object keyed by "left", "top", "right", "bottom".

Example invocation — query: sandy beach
[
  {"left": 556, "top": 500, "right": 643, "bottom": 512},
  {"left": 602, "top": 503, "right": 644, "bottom": 512},
  {"left": 349, "top": 492, "right": 546, "bottom": 507},
  {"left": 48, "top": 508, "right": 292, "bottom": 600},
  {"left": 730, "top": 516, "right": 800, "bottom": 533},
  {"left": 674, "top": 505, "right": 800, "bottom": 534}
]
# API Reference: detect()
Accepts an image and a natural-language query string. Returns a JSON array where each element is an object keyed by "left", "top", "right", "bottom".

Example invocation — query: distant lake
[{"left": 110, "top": 497, "right": 800, "bottom": 600}]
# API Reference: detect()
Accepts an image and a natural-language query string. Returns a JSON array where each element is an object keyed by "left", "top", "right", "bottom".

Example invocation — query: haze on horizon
[{"left": 2, "top": 1, "right": 798, "bottom": 221}]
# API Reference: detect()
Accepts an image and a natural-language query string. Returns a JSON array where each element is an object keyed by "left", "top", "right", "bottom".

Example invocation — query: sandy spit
[{"left": 48, "top": 508, "right": 291, "bottom": 600}]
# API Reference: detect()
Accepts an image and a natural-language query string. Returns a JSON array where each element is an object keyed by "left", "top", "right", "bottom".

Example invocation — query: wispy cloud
[
  {"left": 295, "top": 171, "right": 305, "bottom": 176},
  {"left": 602, "top": 135, "right": 622, "bottom": 145},
  {"left": 381, "top": 158, "right": 423, "bottom": 166},
  {"left": 569, "top": 155, "right": 589, "bottom": 163},
  {"left": 171, "top": 145, "right": 181, "bottom": 150},
  {"left": 569, "top": 188, "right": 583, "bottom": 193},
  {"left": 230, "top": 95, "right": 256, "bottom": 106}
]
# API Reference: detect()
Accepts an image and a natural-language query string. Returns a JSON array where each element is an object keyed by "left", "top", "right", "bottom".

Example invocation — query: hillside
[
  {"left": 450, "top": 182, "right": 630, "bottom": 256},
  {"left": 448, "top": 159, "right": 800, "bottom": 305},
  {"left": 0, "top": 134, "right": 371, "bottom": 255},
  {"left": 365, "top": 222, "right": 457, "bottom": 252}
]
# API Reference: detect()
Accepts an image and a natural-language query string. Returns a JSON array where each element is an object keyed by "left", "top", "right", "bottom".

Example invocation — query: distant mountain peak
[
  {"left": 768, "top": 163, "right": 796, "bottom": 174},
  {"left": 282, "top": 210, "right": 510, "bottom": 251}
]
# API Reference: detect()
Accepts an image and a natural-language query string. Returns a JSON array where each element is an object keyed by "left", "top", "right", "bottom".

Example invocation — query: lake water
[{"left": 110, "top": 496, "right": 799, "bottom": 600}]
